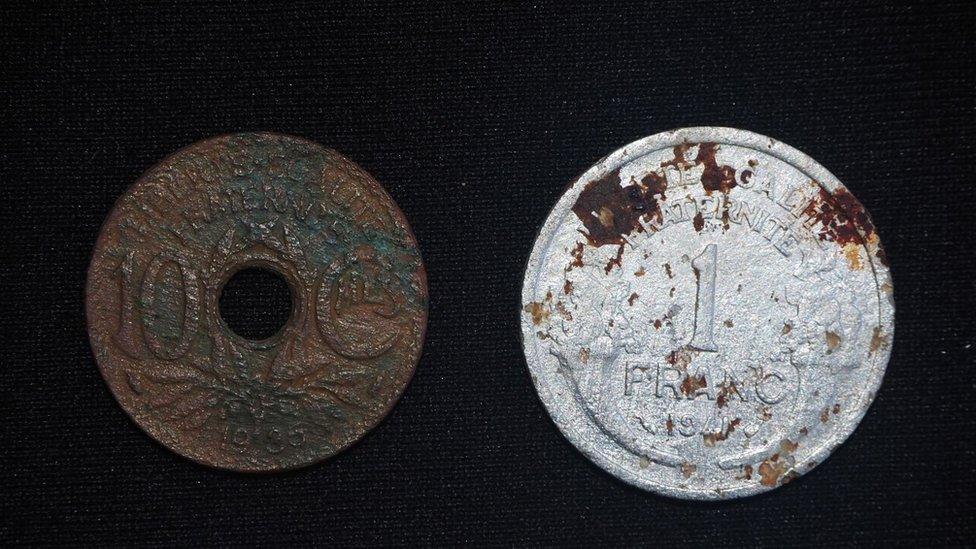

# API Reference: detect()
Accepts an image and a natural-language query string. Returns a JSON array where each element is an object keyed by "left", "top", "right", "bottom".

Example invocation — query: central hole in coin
[{"left": 219, "top": 267, "right": 292, "bottom": 340}]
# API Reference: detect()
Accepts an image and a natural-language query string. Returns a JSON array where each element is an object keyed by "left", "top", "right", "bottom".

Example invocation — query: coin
[
  {"left": 87, "top": 133, "right": 427, "bottom": 471},
  {"left": 521, "top": 127, "right": 893, "bottom": 499}
]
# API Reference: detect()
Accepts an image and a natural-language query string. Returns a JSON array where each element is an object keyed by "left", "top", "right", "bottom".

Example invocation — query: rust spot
[
  {"left": 739, "top": 170, "right": 753, "bottom": 185},
  {"left": 781, "top": 323, "right": 792, "bottom": 335},
  {"left": 555, "top": 301, "right": 573, "bottom": 321},
  {"left": 758, "top": 440, "right": 798, "bottom": 487},
  {"left": 869, "top": 326, "right": 888, "bottom": 355},
  {"left": 760, "top": 406, "right": 772, "bottom": 421},
  {"left": 758, "top": 460, "right": 782, "bottom": 487},
  {"left": 664, "top": 262, "right": 673, "bottom": 278},
  {"left": 568, "top": 242, "right": 585, "bottom": 269},
  {"left": 563, "top": 279, "right": 573, "bottom": 295},
  {"left": 799, "top": 427, "right": 809, "bottom": 436},
  {"left": 833, "top": 403, "right": 841, "bottom": 415},
  {"left": 843, "top": 242, "right": 863, "bottom": 270},
  {"left": 661, "top": 143, "right": 693, "bottom": 170},
  {"left": 666, "top": 349, "right": 693, "bottom": 369},
  {"left": 634, "top": 266, "right": 646, "bottom": 277},
  {"left": 702, "top": 418, "right": 740, "bottom": 447},
  {"left": 579, "top": 348, "right": 590, "bottom": 364},
  {"left": 820, "top": 407, "right": 830, "bottom": 423},
  {"left": 715, "top": 381, "right": 741, "bottom": 408},
  {"left": 723, "top": 319, "right": 733, "bottom": 328},
  {"left": 696, "top": 143, "right": 738, "bottom": 195},
  {"left": 628, "top": 292, "right": 639, "bottom": 306},
  {"left": 604, "top": 243, "right": 625, "bottom": 274},
  {"left": 803, "top": 186, "right": 877, "bottom": 247},
  {"left": 692, "top": 211, "right": 705, "bottom": 232},
  {"left": 748, "top": 159, "right": 757, "bottom": 168},
  {"left": 571, "top": 168, "right": 666, "bottom": 248},
  {"left": 523, "top": 292, "right": 553, "bottom": 325},
  {"left": 739, "top": 464, "right": 754, "bottom": 480},
  {"left": 653, "top": 319, "right": 662, "bottom": 330},
  {"left": 681, "top": 374, "right": 707, "bottom": 396},
  {"left": 666, "top": 415, "right": 674, "bottom": 435},
  {"left": 681, "top": 462, "right": 697, "bottom": 478},
  {"left": 825, "top": 330, "right": 841, "bottom": 353}
]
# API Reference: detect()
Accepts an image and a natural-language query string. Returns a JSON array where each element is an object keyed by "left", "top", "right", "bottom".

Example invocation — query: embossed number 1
[{"left": 689, "top": 244, "right": 718, "bottom": 352}]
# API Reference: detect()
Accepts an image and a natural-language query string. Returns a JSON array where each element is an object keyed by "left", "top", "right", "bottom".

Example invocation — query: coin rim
[
  {"left": 520, "top": 127, "right": 894, "bottom": 499},
  {"left": 86, "top": 132, "right": 429, "bottom": 472}
]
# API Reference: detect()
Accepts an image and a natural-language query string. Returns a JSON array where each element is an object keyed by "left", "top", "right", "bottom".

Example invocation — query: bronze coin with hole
[{"left": 86, "top": 133, "right": 427, "bottom": 471}]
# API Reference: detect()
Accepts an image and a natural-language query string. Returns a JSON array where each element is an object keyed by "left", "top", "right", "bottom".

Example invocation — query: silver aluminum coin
[{"left": 521, "top": 127, "right": 893, "bottom": 499}]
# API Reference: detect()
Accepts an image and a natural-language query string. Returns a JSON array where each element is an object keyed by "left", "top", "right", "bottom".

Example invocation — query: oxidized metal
[
  {"left": 87, "top": 133, "right": 427, "bottom": 471},
  {"left": 521, "top": 127, "right": 893, "bottom": 499}
]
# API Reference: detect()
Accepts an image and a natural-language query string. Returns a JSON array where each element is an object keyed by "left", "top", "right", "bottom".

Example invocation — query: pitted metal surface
[{"left": 521, "top": 128, "right": 893, "bottom": 499}]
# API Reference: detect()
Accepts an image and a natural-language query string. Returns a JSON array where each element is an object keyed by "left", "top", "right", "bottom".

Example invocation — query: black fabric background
[{"left": 2, "top": 2, "right": 974, "bottom": 546}]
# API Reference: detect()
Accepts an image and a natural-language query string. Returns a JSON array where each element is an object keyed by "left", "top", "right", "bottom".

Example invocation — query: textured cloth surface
[{"left": 1, "top": 1, "right": 974, "bottom": 546}]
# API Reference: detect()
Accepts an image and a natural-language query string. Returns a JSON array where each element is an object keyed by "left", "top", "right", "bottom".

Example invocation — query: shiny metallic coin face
[
  {"left": 521, "top": 128, "right": 893, "bottom": 499},
  {"left": 87, "top": 133, "right": 427, "bottom": 471}
]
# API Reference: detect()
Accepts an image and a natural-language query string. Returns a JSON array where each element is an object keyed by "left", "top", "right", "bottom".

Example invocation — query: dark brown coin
[{"left": 86, "top": 133, "right": 427, "bottom": 471}]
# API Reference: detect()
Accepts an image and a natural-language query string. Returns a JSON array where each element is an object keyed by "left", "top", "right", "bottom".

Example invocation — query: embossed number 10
[{"left": 689, "top": 244, "right": 718, "bottom": 352}]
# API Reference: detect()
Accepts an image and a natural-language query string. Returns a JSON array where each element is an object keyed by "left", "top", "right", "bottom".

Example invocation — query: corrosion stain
[
  {"left": 666, "top": 415, "right": 675, "bottom": 436},
  {"left": 566, "top": 242, "right": 585, "bottom": 271},
  {"left": 692, "top": 211, "right": 705, "bottom": 232},
  {"left": 715, "top": 381, "right": 741, "bottom": 408},
  {"left": 738, "top": 464, "right": 754, "bottom": 480},
  {"left": 833, "top": 403, "right": 841, "bottom": 415},
  {"left": 661, "top": 143, "right": 693, "bottom": 170},
  {"left": 628, "top": 292, "right": 639, "bottom": 306},
  {"left": 666, "top": 348, "right": 694, "bottom": 370},
  {"left": 579, "top": 348, "right": 590, "bottom": 364},
  {"left": 696, "top": 143, "right": 738, "bottom": 195},
  {"left": 723, "top": 319, "right": 733, "bottom": 328},
  {"left": 571, "top": 168, "right": 666, "bottom": 248},
  {"left": 563, "top": 279, "right": 573, "bottom": 295},
  {"left": 820, "top": 407, "right": 830, "bottom": 423},
  {"left": 843, "top": 242, "right": 863, "bottom": 270},
  {"left": 604, "top": 243, "right": 625, "bottom": 274},
  {"left": 740, "top": 170, "right": 753, "bottom": 185},
  {"left": 702, "top": 418, "right": 740, "bottom": 447},
  {"left": 664, "top": 263, "right": 673, "bottom": 278},
  {"left": 555, "top": 301, "right": 573, "bottom": 321},
  {"left": 803, "top": 186, "right": 878, "bottom": 248},
  {"left": 653, "top": 319, "right": 662, "bottom": 330},
  {"left": 825, "top": 330, "right": 841, "bottom": 353},
  {"left": 634, "top": 266, "right": 646, "bottom": 277},
  {"left": 869, "top": 326, "right": 888, "bottom": 355},
  {"left": 758, "top": 440, "right": 799, "bottom": 487},
  {"left": 782, "top": 323, "right": 792, "bottom": 335},
  {"left": 681, "top": 375, "right": 707, "bottom": 396},
  {"left": 681, "top": 462, "right": 697, "bottom": 479},
  {"left": 523, "top": 291, "right": 553, "bottom": 325}
]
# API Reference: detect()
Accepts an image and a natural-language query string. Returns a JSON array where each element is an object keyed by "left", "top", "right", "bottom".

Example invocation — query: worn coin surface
[
  {"left": 521, "top": 128, "right": 893, "bottom": 499},
  {"left": 87, "top": 133, "right": 427, "bottom": 471}
]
